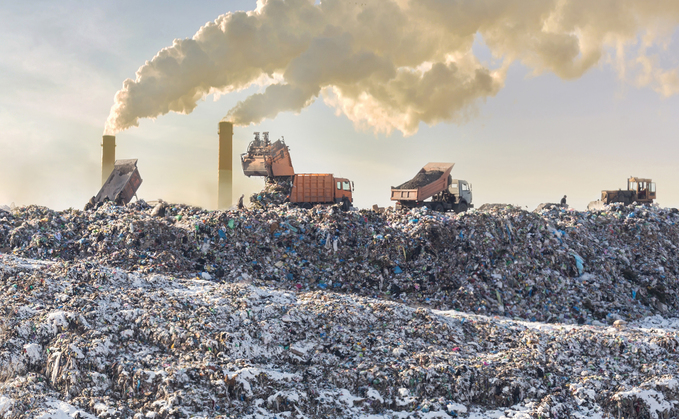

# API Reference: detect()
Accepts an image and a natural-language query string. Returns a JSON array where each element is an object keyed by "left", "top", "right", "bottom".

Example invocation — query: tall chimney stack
[
  {"left": 218, "top": 121, "right": 233, "bottom": 209},
  {"left": 102, "top": 135, "right": 116, "bottom": 186}
]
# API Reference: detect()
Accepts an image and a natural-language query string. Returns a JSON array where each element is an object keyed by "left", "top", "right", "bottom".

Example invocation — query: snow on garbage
[{"left": 0, "top": 201, "right": 678, "bottom": 417}]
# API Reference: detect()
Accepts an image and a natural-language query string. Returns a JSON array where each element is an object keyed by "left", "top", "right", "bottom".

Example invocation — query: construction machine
[
  {"left": 588, "top": 176, "right": 656, "bottom": 210},
  {"left": 391, "top": 163, "right": 473, "bottom": 213},
  {"left": 241, "top": 132, "right": 354, "bottom": 210}
]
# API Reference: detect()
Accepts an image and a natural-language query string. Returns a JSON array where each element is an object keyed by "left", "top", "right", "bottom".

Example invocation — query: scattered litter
[{"left": 0, "top": 201, "right": 678, "bottom": 417}]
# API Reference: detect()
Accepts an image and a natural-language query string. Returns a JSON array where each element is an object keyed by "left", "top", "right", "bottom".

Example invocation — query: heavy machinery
[
  {"left": 391, "top": 163, "right": 473, "bottom": 213},
  {"left": 241, "top": 132, "right": 354, "bottom": 210},
  {"left": 588, "top": 176, "right": 656, "bottom": 210}
]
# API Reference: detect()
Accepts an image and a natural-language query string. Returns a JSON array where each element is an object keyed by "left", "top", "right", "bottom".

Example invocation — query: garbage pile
[
  {"left": 2, "top": 202, "right": 679, "bottom": 325},
  {"left": 249, "top": 178, "right": 293, "bottom": 209},
  {"left": 394, "top": 170, "right": 444, "bottom": 189},
  {"left": 2, "top": 202, "right": 679, "bottom": 417},
  {"left": 0, "top": 254, "right": 678, "bottom": 418}
]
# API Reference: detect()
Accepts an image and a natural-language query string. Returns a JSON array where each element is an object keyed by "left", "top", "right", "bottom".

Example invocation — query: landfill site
[{"left": 1, "top": 128, "right": 679, "bottom": 419}]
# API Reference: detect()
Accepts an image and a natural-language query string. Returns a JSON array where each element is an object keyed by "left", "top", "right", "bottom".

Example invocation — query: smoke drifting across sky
[{"left": 105, "top": 0, "right": 679, "bottom": 136}]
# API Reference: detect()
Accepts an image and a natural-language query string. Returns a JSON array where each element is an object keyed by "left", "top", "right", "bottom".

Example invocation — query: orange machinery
[
  {"left": 241, "top": 132, "right": 295, "bottom": 178},
  {"left": 391, "top": 162, "right": 473, "bottom": 213},
  {"left": 289, "top": 174, "right": 353, "bottom": 211},
  {"left": 241, "top": 132, "right": 354, "bottom": 210}
]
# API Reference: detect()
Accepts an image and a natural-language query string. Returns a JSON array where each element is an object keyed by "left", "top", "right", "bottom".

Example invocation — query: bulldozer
[{"left": 588, "top": 176, "right": 656, "bottom": 210}]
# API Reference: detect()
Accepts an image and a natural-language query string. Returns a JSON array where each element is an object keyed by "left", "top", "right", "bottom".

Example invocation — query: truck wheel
[
  {"left": 432, "top": 203, "right": 444, "bottom": 212},
  {"left": 341, "top": 198, "right": 351, "bottom": 211},
  {"left": 302, "top": 202, "right": 312, "bottom": 209},
  {"left": 456, "top": 202, "right": 468, "bottom": 213}
]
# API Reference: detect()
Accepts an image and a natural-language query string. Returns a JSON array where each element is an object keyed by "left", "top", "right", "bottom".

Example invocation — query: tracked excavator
[{"left": 241, "top": 132, "right": 354, "bottom": 210}]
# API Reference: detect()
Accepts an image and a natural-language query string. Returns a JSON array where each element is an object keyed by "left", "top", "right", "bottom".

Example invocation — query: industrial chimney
[
  {"left": 218, "top": 121, "right": 233, "bottom": 209},
  {"left": 102, "top": 135, "right": 116, "bottom": 186}
]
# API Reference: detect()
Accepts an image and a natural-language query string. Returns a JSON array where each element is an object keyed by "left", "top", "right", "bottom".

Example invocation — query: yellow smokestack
[
  {"left": 218, "top": 121, "right": 233, "bottom": 209},
  {"left": 102, "top": 135, "right": 116, "bottom": 186}
]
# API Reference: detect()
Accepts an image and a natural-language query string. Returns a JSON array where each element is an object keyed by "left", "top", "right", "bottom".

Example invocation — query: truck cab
[
  {"left": 335, "top": 177, "right": 354, "bottom": 210},
  {"left": 335, "top": 178, "right": 353, "bottom": 201},
  {"left": 448, "top": 179, "right": 472, "bottom": 207}
]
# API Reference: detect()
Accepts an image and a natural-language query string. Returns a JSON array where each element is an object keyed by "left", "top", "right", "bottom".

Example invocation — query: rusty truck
[
  {"left": 241, "top": 132, "right": 354, "bottom": 210},
  {"left": 391, "top": 163, "right": 472, "bottom": 213},
  {"left": 588, "top": 176, "right": 656, "bottom": 210},
  {"left": 86, "top": 159, "right": 143, "bottom": 210}
]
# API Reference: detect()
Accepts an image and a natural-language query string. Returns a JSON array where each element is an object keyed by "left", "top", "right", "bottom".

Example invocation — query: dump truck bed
[
  {"left": 289, "top": 174, "right": 335, "bottom": 203},
  {"left": 95, "top": 159, "right": 143, "bottom": 205},
  {"left": 391, "top": 163, "right": 454, "bottom": 202},
  {"left": 241, "top": 139, "right": 294, "bottom": 178}
]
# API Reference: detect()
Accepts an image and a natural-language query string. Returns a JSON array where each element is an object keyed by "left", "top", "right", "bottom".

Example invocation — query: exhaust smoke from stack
[{"left": 105, "top": 0, "right": 679, "bottom": 136}]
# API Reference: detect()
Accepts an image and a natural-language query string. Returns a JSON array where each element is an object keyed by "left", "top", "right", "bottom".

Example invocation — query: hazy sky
[{"left": 1, "top": 0, "right": 678, "bottom": 211}]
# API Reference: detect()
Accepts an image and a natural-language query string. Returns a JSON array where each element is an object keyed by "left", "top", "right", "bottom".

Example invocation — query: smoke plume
[{"left": 105, "top": 0, "right": 679, "bottom": 136}]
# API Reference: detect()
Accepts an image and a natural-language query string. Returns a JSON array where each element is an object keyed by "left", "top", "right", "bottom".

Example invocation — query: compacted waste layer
[{"left": 0, "top": 202, "right": 678, "bottom": 417}]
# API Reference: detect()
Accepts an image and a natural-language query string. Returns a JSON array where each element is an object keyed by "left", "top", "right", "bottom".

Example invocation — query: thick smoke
[{"left": 105, "top": 0, "right": 679, "bottom": 135}]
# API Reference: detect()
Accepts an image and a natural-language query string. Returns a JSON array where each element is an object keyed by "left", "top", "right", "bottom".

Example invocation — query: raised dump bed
[
  {"left": 391, "top": 163, "right": 454, "bottom": 203},
  {"left": 241, "top": 134, "right": 295, "bottom": 178},
  {"left": 391, "top": 162, "right": 473, "bottom": 213},
  {"left": 95, "top": 159, "right": 143, "bottom": 205}
]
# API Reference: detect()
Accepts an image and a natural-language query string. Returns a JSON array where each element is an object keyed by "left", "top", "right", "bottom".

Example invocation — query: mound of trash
[
  {"left": 1, "top": 201, "right": 679, "bottom": 417},
  {"left": 2, "top": 202, "right": 679, "bottom": 325},
  {"left": 0, "top": 254, "right": 678, "bottom": 418},
  {"left": 249, "top": 178, "right": 293, "bottom": 209}
]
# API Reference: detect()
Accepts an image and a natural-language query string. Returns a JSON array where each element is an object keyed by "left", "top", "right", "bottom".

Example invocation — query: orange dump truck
[
  {"left": 241, "top": 132, "right": 355, "bottom": 210},
  {"left": 289, "top": 174, "right": 353, "bottom": 211},
  {"left": 391, "top": 162, "right": 473, "bottom": 213}
]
